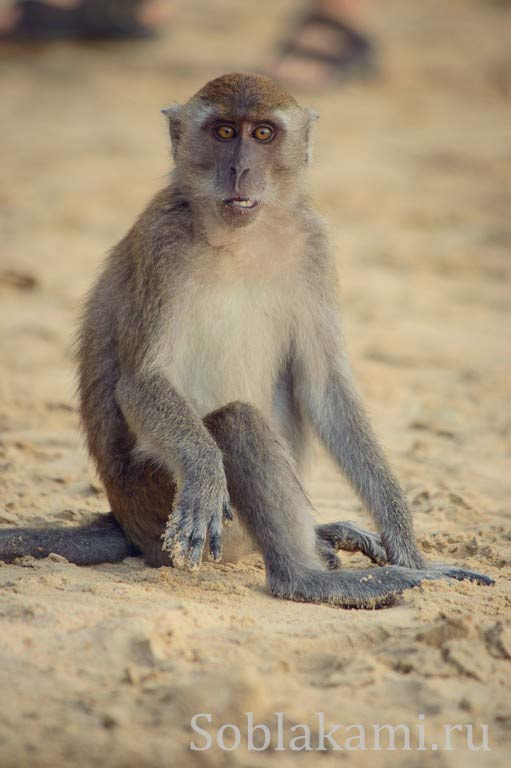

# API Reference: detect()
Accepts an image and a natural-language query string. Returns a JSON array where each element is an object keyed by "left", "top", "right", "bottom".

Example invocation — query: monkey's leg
[
  {"left": 203, "top": 403, "right": 493, "bottom": 609},
  {"left": 316, "top": 521, "right": 387, "bottom": 566}
]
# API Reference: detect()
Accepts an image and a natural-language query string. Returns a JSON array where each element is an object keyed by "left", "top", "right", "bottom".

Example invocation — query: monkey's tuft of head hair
[{"left": 191, "top": 72, "right": 299, "bottom": 120}]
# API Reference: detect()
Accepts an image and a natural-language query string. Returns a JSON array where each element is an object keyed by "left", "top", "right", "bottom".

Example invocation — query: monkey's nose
[{"left": 230, "top": 166, "right": 249, "bottom": 180}]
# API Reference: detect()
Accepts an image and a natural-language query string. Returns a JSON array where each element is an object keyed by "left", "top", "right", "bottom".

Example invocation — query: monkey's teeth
[{"left": 225, "top": 198, "right": 257, "bottom": 209}]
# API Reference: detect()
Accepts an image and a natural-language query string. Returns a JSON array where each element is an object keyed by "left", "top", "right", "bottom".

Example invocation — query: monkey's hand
[
  {"left": 162, "top": 470, "right": 232, "bottom": 571},
  {"left": 316, "top": 521, "right": 388, "bottom": 567}
]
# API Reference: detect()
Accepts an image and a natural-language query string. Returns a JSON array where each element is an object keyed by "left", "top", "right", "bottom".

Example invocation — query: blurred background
[{"left": 0, "top": 2, "right": 509, "bottom": 767}]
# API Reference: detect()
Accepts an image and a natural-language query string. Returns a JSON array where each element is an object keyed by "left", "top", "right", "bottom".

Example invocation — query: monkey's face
[
  {"left": 201, "top": 116, "right": 286, "bottom": 227},
  {"left": 165, "top": 76, "right": 316, "bottom": 229},
  {"left": 177, "top": 109, "right": 313, "bottom": 229}
]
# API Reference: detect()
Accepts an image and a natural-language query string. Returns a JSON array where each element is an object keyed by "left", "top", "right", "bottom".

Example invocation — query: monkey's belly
[
  {"left": 165, "top": 281, "right": 288, "bottom": 419},
  {"left": 172, "top": 362, "right": 274, "bottom": 417}
]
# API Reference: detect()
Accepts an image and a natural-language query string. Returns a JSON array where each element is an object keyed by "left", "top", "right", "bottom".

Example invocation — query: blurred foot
[
  {"left": 0, "top": 0, "right": 171, "bottom": 41},
  {"left": 271, "top": 11, "right": 375, "bottom": 90}
]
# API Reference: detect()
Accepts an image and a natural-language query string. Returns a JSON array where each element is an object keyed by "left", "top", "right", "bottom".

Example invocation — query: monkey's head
[{"left": 162, "top": 73, "right": 318, "bottom": 228}]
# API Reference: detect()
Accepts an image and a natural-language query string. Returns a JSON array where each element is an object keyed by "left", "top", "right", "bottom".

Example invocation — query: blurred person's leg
[
  {"left": 271, "top": 0, "right": 375, "bottom": 89},
  {"left": 0, "top": 0, "right": 170, "bottom": 41}
]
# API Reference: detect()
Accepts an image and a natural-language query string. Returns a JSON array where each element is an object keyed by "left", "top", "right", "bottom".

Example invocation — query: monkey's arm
[
  {"left": 292, "top": 269, "right": 493, "bottom": 584},
  {"left": 116, "top": 370, "right": 231, "bottom": 568},
  {"left": 297, "top": 356, "right": 425, "bottom": 568},
  {"left": 292, "top": 252, "right": 424, "bottom": 569}
]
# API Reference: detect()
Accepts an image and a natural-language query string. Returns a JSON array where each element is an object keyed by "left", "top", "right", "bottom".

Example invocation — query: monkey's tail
[{"left": 0, "top": 513, "right": 136, "bottom": 565}]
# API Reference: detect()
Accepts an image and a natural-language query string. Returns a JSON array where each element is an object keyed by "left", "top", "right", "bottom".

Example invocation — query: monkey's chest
[{"left": 165, "top": 281, "right": 289, "bottom": 418}]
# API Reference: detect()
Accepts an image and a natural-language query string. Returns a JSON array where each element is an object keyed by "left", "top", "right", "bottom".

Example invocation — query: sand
[{"left": 0, "top": 0, "right": 509, "bottom": 766}]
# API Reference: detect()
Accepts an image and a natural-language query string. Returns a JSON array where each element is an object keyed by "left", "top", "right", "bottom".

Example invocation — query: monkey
[{"left": 0, "top": 73, "right": 493, "bottom": 608}]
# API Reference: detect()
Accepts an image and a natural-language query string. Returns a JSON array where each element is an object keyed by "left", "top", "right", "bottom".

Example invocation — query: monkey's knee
[
  {"left": 204, "top": 401, "right": 272, "bottom": 450},
  {"left": 205, "top": 401, "right": 265, "bottom": 430}
]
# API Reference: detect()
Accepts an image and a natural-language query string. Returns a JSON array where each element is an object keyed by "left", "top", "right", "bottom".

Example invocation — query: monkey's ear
[
  {"left": 304, "top": 108, "right": 320, "bottom": 123},
  {"left": 303, "top": 108, "right": 320, "bottom": 164},
  {"left": 161, "top": 104, "right": 181, "bottom": 119},
  {"left": 161, "top": 104, "right": 183, "bottom": 161}
]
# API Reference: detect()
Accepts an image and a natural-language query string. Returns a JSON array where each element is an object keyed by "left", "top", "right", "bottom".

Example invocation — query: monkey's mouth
[{"left": 223, "top": 197, "right": 258, "bottom": 211}]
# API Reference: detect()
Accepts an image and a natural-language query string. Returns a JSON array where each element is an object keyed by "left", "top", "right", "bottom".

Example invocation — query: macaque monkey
[{"left": 0, "top": 74, "right": 492, "bottom": 607}]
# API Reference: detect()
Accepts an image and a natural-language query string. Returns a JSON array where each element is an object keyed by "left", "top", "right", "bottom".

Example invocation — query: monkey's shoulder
[
  {"left": 300, "top": 205, "right": 329, "bottom": 246},
  {"left": 89, "top": 188, "right": 194, "bottom": 343},
  {"left": 132, "top": 186, "right": 195, "bottom": 259},
  {"left": 294, "top": 205, "right": 335, "bottom": 275}
]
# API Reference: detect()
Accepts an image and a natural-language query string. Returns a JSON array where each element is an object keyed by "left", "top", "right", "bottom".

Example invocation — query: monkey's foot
[
  {"left": 316, "top": 521, "right": 387, "bottom": 566},
  {"left": 271, "top": 562, "right": 494, "bottom": 610}
]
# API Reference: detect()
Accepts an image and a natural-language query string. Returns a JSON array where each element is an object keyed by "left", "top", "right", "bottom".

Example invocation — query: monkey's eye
[
  {"left": 252, "top": 125, "right": 274, "bottom": 143},
  {"left": 214, "top": 124, "right": 236, "bottom": 141}
]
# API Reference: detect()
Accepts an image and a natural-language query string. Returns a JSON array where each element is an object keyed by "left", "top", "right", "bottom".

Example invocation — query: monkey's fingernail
[
  {"left": 209, "top": 534, "right": 222, "bottom": 562},
  {"left": 186, "top": 536, "right": 206, "bottom": 570},
  {"left": 210, "top": 545, "right": 222, "bottom": 562}
]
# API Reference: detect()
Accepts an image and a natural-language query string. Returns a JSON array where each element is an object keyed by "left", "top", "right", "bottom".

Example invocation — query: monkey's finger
[
  {"left": 171, "top": 549, "right": 187, "bottom": 569},
  {"left": 207, "top": 512, "right": 223, "bottom": 562},
  {"left": 187, "top": 536, "right": 206, "bottom": 571},
  {"left": 208, "top": 532, "right": 222, "bottom": 562},
  {"left": 162, "top": 515, "right": 181, "bottom": 542},
  {"left": 167, "top": 538, "right": 188, "bottom": 569},
  {"left": 161, "top": 524, "right": 176, "bottom": 553},
  {"left": 223, "top": 501, "right": 234, "bottom": 525},
  {"left": 162, "top": 522, "right": 188, "bottom": 568}
]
